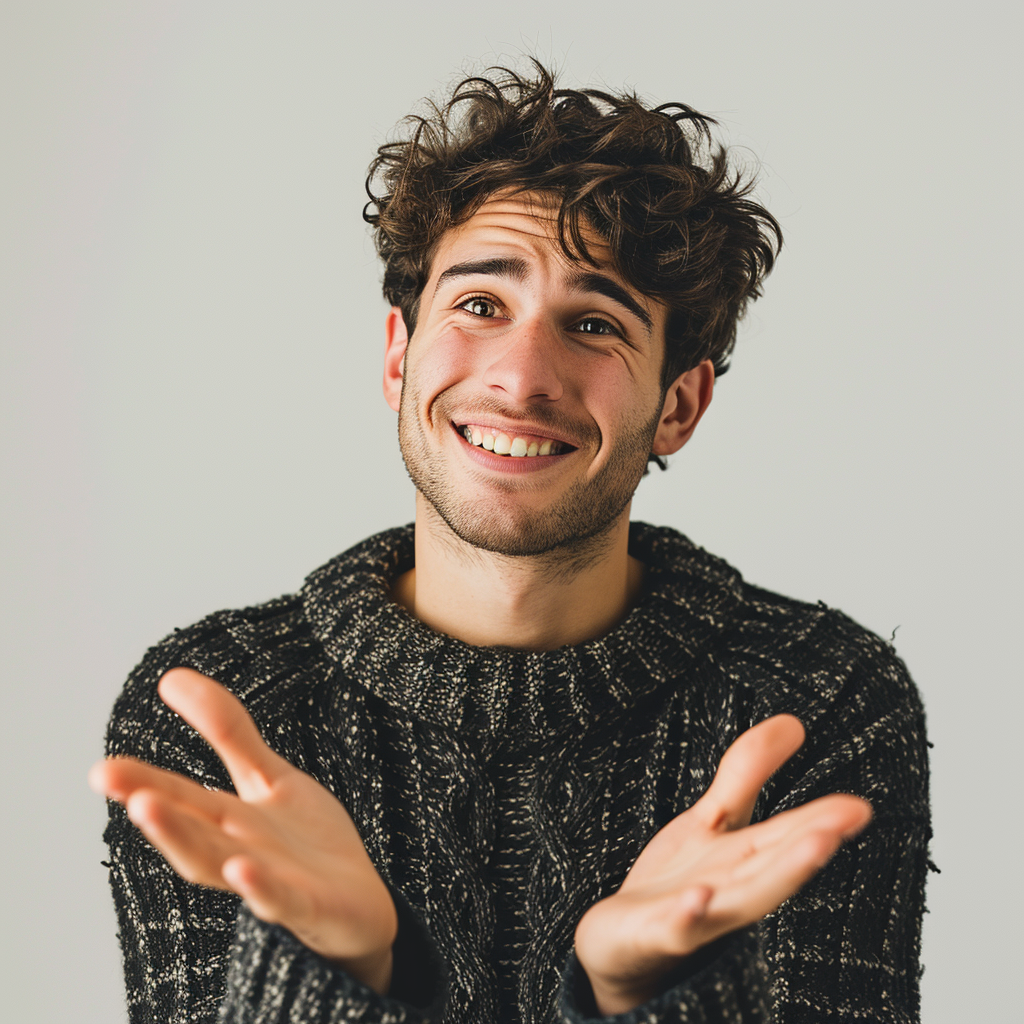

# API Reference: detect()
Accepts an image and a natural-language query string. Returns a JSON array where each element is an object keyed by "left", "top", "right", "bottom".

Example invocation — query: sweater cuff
[
  {"left": 557, "top": 928, "right": 771, "bottom": 1024},
  {"left": 219, "top": 887, "right": 447, "bottom": 1023}
]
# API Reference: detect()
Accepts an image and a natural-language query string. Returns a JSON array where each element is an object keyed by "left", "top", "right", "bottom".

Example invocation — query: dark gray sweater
[{"left": 102, "top": 522, "right": 930, "bottom": 1023}]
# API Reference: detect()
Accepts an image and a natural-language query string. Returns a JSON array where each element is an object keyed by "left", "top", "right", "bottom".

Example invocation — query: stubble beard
[{"left": 397, "top": 377, "right": 661, "bottom": 565}]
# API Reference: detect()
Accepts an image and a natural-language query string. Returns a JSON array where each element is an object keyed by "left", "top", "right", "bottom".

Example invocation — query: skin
[
  {"left": 90, "top": 192, "right": 872, "bottom": 1014},
  {"left": 383, "top": 192, "right": 711, "bottom": 649}
]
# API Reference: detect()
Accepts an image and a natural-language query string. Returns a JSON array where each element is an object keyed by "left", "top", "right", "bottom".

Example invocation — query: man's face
[{"left": 390, "top": 193, "right": 670, "bottom": 558}]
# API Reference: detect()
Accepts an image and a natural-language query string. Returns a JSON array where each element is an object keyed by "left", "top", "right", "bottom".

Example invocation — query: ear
[
  {"left": 652, "top": 359, "right": 715, "bottom": 456},
  {"left": 383, "top": 306, "right": 409, "bottom": 412}
]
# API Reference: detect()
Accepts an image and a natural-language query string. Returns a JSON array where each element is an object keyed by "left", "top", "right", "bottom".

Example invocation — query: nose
[{"left": 481, "top": 317, "right": 564, "bottom": 404}]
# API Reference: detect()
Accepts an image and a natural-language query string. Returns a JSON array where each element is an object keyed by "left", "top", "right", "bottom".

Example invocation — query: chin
[{"left": 427, "top": 491, "right": 631, "bottom": 559}]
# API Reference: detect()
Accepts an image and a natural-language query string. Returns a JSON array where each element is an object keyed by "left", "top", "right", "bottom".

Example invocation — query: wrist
[
  {"left": 583, "top": 929, "right": 751, "bottom": 1015},
  {"left": 579, "top": 957, "right": 676, "bottom": 1017},
  {"left": 588, "top": 978, "right": 659, "bottom": 1017},
  {"left": 335, "top": 946, "right": 393, "bottom": 996}
]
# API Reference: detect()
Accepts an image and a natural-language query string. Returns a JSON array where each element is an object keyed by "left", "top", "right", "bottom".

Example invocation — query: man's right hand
[{"left": 89, "top": 667, "right": 397, "bottom": 996}]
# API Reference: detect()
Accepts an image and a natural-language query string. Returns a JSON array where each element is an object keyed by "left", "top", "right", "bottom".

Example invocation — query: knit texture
[{"left": 102, "top": 522, "right": 930, "bottom": 1023}]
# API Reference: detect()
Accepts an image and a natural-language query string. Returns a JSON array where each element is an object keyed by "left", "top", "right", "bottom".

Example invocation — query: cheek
[
  {"left": 586, "top": 368, "right": 655, "bottom": 423},
  {"left": 592, "top": 381, "right": 665, "bottom": 457},
  {"left": 405, "top": 331, "right": 480, "bottom": 412}
]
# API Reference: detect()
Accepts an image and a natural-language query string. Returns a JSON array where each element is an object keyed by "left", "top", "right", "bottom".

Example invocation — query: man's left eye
[{"left": 576, "top": 318, "right": 618, "bottom": 336}]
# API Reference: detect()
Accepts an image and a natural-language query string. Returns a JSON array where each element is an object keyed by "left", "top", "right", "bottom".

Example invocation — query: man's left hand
[{"left": 573, "top": 715, "right": 871, "bottom": 1016}]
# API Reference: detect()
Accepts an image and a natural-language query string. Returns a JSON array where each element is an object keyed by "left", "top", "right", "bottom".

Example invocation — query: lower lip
[{"left": 453, "top": 426, "right": 575, "bottom": 474}]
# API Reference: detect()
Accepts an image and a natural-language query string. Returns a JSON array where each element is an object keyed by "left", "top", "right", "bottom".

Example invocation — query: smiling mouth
[{"left": 453, "top": 421, "right": 577, "bottom": 458}]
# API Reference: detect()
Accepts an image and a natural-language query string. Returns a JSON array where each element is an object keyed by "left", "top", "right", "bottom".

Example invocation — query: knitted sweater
[{"left": 102, "top": 522, "right": 930, "bottom": 1024}]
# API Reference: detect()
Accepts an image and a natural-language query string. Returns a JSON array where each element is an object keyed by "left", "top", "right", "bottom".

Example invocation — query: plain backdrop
[{"left": 2, "top": 2, "right": 1020, "bottom": 1020}]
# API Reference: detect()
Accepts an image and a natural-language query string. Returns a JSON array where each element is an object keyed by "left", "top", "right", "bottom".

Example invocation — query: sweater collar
[{"left": 301, "top": 522, "right": 743, "bottom": 745}]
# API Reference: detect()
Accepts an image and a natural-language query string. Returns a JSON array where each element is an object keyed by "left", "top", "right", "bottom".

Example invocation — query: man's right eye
[{"left": 458, "top": 297, "right": 497, "bottom": 318}]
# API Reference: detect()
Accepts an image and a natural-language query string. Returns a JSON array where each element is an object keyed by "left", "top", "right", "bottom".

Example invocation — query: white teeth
[{"left": 460, "top": 424, "right": 566, "bottom": 457}]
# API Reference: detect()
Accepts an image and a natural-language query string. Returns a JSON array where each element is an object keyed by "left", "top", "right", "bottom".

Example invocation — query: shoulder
[
  {"left": 638, "top": 520, "right": 922, "bottom": 726},
  {"left": 726, "top": 580, "right": 924, "bottom": 733},
  {"left": 104, "top": 589, "right": 316, "bottom": 781},
  {"left": 634, "top": 523, "right": 919, "bottom": 703},
  {"left": 103, "top": 524, "right": 413, "bottom": 778},
  {"left": 727, "top": 582, "right": 929, "bottom": 821},
  {"left": 633, "top": 523, "right": 928, "bottom": 811}
]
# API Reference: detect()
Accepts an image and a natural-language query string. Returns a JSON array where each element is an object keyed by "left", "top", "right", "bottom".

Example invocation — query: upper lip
[{"left": 451, "top": 417, "right": 581, "bottom": 449}]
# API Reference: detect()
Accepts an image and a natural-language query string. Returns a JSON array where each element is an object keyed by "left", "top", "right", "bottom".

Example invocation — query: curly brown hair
[{"left": 364, "top": 59, "right": 781, "bottom": 402}]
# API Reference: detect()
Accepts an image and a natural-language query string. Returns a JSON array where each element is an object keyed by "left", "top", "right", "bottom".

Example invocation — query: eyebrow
[
  {"left": 434, "top": 257, "right": 653, "bottom": 335},
  {"left": 435, "top": 257, "right": 531, "bottom": 288},
  {"left": 566, "top": 270, "right": 653, "bottom": 334}
]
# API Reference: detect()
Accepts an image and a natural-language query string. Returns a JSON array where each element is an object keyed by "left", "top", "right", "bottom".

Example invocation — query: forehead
[{"left": 431, "top": 192, "right": 614, "bottom": 274}]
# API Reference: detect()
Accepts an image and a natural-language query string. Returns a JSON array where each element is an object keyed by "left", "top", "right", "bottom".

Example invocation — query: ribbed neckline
[{"left": 301, "top": 521, "right": 743, "bottom": 745}]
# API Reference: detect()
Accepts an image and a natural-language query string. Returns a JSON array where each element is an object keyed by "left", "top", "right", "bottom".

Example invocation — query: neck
[{"left": 390, "top": 493, "right": 646, "bottom": 651}]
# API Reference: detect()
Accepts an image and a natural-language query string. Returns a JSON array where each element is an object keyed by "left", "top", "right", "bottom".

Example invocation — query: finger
[
  {"left": 640, "top": 884, "right": 715, "bottom": 961},
  {"left": 708, "top": 826, "right": 846, "bottom": 929},
  {"left": 697, "top": 715, "right": 806, "bottom": 830},
  {"left": 673, "top": 884, "right": 712, "bottom": 932},
  {"left": 90, "top": 756, "right": 236, "bottom": 821},
  {"left": 158, "top": 668, "right": 290, "bottom": 800},
  {"left": 222, "top": 854, "right": 309, "bottom": 929},
  {"left": 721, "top": 796, "right": 871, "bottom": 893},
  {"left": 742, "top": 793, "right": 872, "bottom": 856},
  {"left": 125, "top": 787, "right": 242, "bottom": 890}
]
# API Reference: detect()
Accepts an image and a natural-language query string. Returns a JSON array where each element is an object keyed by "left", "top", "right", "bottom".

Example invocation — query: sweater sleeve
[
  {"left": 101, "top": 621, "right": 448, "bottom": 1024},
  {"left": 555, "top": 622, "right": 931, "bottom": 1024},
  {"left": 217, "top": 888, "right": 446, "bottom": 1023},
  {"left": 559, "top": 928, "right": 773, "bottom": 1024}
]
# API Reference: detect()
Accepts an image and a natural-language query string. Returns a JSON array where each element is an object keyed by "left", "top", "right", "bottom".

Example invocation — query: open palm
[
  {"left": 574, "top": 715, "right": 872, "bottom": 1015},
  {"left": 90, "top": 668, "right": 397, "bottom": 994}
]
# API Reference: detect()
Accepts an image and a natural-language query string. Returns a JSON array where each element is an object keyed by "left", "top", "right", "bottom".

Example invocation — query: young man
[{"left": 91, "top": 64, "right": 930, "bottom": 1024}]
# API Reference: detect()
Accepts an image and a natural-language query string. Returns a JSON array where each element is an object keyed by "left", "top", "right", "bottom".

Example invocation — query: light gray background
[{"left": 2, "top": 2, "right": 1020, "bottom": 1020}]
